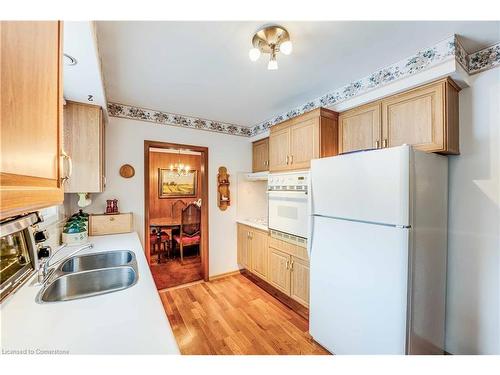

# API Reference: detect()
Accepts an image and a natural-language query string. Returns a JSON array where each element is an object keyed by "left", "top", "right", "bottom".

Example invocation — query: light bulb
[
  {"left": 280, "top": 40, "right": 293, "bottom": 55},
  {"left": 249, "top": 47, "right": 261, "bottom": 62},
  {"left": 169, "top": 164, "right": 174, "bottom": 171},
  {"left": 268, "top": 58, "right": 278, "bottom": 70}
]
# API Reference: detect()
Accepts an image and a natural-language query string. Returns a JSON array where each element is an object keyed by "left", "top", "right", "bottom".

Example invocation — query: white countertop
[
  {"left": 0, "top": 232, "right": 180, "bottom": 354},
  {"left": 236, "top": 218, "right": 269, "bottom": 232}
]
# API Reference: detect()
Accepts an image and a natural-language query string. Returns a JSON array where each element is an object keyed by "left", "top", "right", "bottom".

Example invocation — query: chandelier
[
  {"left": 248, "top": 25, "right": 293, "bottom": 70},
  {"left": 168, "top": 150, "right": 190, "bottom": 176}
]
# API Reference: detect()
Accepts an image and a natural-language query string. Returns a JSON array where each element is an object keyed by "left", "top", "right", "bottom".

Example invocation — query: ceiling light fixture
[
  {"left": 168, "top": 149, "right": 190, "bottom": 177},
  {"left": 249, "top": 25, "right": 292, "bottom": 71}
]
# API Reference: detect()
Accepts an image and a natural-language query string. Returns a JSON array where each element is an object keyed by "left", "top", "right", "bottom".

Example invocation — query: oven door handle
[{"left": 267, "top": 190, "right": 308, "bottom": 197}]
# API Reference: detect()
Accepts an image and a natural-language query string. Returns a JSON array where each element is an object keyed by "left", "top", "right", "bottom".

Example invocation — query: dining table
[{"left": 149, "top": 217, "right": 181, "bottom": 259}]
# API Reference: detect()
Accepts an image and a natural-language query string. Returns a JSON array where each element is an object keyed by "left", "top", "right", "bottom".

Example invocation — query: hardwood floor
[
  {"left": 159, "top": 274, "right": 330, "bottom": 355},
  {"left": 151, "top": 255, "right": 203, "bottom": 290}
]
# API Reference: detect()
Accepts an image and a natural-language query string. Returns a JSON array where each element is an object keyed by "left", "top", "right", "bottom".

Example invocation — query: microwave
[{"left": 0, "top": 212, "right": 44, "bottom": 301}]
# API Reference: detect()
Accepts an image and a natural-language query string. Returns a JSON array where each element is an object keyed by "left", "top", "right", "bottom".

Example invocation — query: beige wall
[
  {"left": 66, "top": 118, "right": 252, "bottom": 278},
  {"left": 446, "top": 67, "right": 500, "bottom": 354}
]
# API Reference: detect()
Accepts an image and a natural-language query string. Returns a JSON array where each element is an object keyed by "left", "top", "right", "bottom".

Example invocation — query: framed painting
[{"left": 158, "top": 169, "right": 197, "bottom": 198}]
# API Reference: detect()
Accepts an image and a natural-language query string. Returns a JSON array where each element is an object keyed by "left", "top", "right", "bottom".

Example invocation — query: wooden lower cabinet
[
  {"left": 268, "top": 247, "right": 291, "bottom": 294},
  {"left": 290, "top": 256, "right": 310, "bottom": 307},
  {"left": 268, "top": 238, "right": 310, "bottom": 307},
  {"left": 250, "top": 229, "right": 268, "bottom": 280},
  {"left": 237, "top": 223, "right": 311, "bottom": 308},
  {"left": 237, "top": 224, "right": 251, "bottom": 269},
  {"left": 237, "top": 224, "right": 268, "bottom": 279}
]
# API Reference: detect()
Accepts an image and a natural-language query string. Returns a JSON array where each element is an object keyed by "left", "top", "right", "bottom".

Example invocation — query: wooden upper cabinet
[
  {"left": 1, "top": 21, "right": 65, "bottom": 219},
  {"left": 64, "top": 101, "right": 105, "bottom": 193},
  {"left": 269, "top": 108, "right": 339, "bottom": 172},
  {"left": 382, "top": 78, "right": 460, "bottom": 154},
  {"left": 252, "top": 137, "right": 269, "bottom": 172},
  {"left": 269, "top": 127, "right": 290, "bottom": 172},
  {"left": 338, "top": 102, "right": 382, "bottom": 153},
  {"left": 289, "top": 117, "right": 320, "bottom": 169},
  {"left": 339, "top": 77, "right": 460, "bottom": 155}
]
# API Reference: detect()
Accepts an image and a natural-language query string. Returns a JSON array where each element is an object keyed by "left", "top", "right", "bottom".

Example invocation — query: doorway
[{"left": 144, "top": 141, "right": 209, "bottom": 290}]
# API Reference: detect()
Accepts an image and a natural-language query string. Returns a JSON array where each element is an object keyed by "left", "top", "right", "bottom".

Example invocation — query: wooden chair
[
  {"left": 150, "top": 228, "right": 170, "bottom": 263},
  {"left": 173, "top": 203, "right": 201, "bottom": 263}
]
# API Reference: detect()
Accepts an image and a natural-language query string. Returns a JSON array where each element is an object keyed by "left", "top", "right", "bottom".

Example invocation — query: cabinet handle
[
  {"left": 290, "top": 155, "right": 293, "bottom": 164},
  {"left": 383, "top": 139, "right": 388, "bottom": 148},
  {"left": 61, "top": 151, "right": 72, "bottom": 183},
  {"left": 286, "top": 155, "right": 289, "bottom": 165},
  {"left": 376, "top": 140, "right": 380, "bottom": 149},
  {"left": 290, "top": 260, "right": 294, "bottom": 271},
  {"left": 285, "top": 260, "right": 290, "bottom": 269}
]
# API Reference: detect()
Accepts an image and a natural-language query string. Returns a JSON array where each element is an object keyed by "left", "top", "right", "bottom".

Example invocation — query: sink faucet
[{"left": 37, "top": 243, "right": 94, "bottom": 284}]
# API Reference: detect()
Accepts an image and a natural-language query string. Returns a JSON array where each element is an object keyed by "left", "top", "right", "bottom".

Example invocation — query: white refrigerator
[{"left": 309, "top": 145, "right": 448, "bottom": 354}]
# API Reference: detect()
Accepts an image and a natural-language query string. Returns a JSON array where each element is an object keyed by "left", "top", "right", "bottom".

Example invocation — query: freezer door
[
  {"left": 309, "top": 216, "right": 409, "bottom": 354},
  {"left": 311, "top": 145, "right": 410, "bottom": 226}
]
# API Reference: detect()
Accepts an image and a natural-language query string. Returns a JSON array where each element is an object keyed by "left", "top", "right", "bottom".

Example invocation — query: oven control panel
[{"left": 268, "top": 171, "right": 309, "bottom": 190}]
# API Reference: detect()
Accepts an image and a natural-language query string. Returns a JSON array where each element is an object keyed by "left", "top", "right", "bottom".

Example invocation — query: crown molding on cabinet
[{"left": 107, "top": 35, "right": 500, "bottom": 138}]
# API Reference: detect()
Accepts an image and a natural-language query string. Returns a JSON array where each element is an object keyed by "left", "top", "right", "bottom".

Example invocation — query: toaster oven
[{"left": 0, "top": 212, "right": 44, "bottom": 301}]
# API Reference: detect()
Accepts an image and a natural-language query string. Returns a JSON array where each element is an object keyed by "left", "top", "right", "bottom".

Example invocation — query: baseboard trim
[
  {"left": 240, "top": 269, "right": 310, "bottom": 320},
  {"left": 209, "top": 269, "right": 242, "bottom": 281}
]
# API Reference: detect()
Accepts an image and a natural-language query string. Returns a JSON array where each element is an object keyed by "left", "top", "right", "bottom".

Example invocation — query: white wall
[
  {"left": 446, "top": 68, "right": 500, "bottom": 354},
  {"left": 67, "top": 118, "right": 251, "bottom": 277}
]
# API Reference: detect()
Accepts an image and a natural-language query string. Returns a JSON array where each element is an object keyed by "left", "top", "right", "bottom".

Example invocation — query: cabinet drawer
[
  {"left": 269, "top": 236, "right": 308, "bottom": 261},
  {"left": 89, "top": 213, "right": 133, "bottom": 236}
]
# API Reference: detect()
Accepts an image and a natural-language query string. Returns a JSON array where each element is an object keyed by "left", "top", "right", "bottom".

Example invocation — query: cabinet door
[
  {"left": 269, "top": 127, "right": 290, "bottom": 172},
  {"left": 237, "top": 225, "right": 250, "bottom": 269},
  {"left": 268, "top": 247, "right": 290, "bottom": 294},
  {"left": 290, "top": 256, "right": 310, "bottom": 307},
  {"left": 382, "top": 82, "right": 444, "bottom": 152},
  {"left": 252, "top": 137, "right": 269, "bottom": 172},
  {"left": 339, "top": 102, "right": 382, "bottom": 154},
  {"left": 0, "top": 21, "right": 64, "bottom": 219},
  {"left": 250, "top": 229, "right": 269, "bottom": 280},
  {"left": 64, "top": 102, "right": 104, "bottom": 193},
  {"left": 289, "top": 118, "right": 319, "bottom": 170}
]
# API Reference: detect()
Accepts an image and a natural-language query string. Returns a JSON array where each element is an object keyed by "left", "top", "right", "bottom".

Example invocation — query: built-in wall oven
[
  {"left": 0, "top": 212, "right": 46, "bottom": 301},
  {"left": 268, "top": 171, "right": 310, "bottom": 243}
]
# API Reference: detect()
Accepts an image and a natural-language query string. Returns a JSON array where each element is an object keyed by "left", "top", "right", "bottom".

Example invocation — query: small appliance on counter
[
  {"left": 0, "top": 212, "right": 51, "bottom": 301},
  {"left": 62, "top": 210, "right": 89, "bottom": 246}
]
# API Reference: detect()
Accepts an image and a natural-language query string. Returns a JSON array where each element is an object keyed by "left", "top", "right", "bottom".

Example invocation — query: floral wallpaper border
[
  {"left": 468, "top": 42, "right": 500, "bottom": 75},
  {"left": 108, "top": 35, "right": 500, "bottom": 137},
  {"left": 107, "top": 103, "right": 252, "bottom": 137}
]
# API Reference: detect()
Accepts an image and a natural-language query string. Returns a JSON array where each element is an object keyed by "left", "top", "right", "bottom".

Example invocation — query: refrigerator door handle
[{"left": 307, "top": 178, "right": 314, "bottom": 257}]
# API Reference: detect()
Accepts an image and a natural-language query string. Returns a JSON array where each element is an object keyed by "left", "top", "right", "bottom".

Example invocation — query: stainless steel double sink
[{"left": 36, "top": 250, "right": 139, "bottom": 303}]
